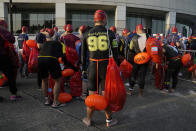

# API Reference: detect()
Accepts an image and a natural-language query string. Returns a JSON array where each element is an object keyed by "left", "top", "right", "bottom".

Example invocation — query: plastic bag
[
  {"left": 105, "top": 58, "right": 127, "bottom": 112},
  {"left": 28, "top": 47, "right": 39, "bottom": 73},
  {"left": 66, "top": 47, "right": 79, "bottom": 67},
  {"left": 22, "top": 40, "right": 31, "bottom": 63},
  {"left": 70, "top": 71, "right": 82, "bottom": 97},
  {"left": 119, "top": 59, "right": 133, "bottom": 80}
]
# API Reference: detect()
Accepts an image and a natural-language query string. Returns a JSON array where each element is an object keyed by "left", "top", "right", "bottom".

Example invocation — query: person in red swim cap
[
  {"left": 52, "top": 26, "right": 60, "bottom": 41},
  {"left": 17, "top": 26, "right": 29, "bottom": 78},
  {"left": 109, "top": 26, "right": 116, "bottom": 34},
  {"left": 172, "top": 26, "right": 178, "bottom": 34},
  {"left": 166, "top": 26, "right": 180, "bottom": 47},
  {"left": 110, "top": 26, "right": 126, "bottom": 63},
  {"left": 79, "top": 25, "right": 87, "bottom": 36},
  {"left": 122, "top": 28, "right": 130, "bottom": 37},
  {"left": 0, "top": 19, "right": 22, "bottom": 101},
  {"left": 45, "top": 28, "right": 54, "bottom": 38},
  {"left": 65, "top": 24, "right": 73, "bottom": 33},
  {"left": 82, "top": 10, "right": 119, "bottom": 127},
  {"left": 60, "top": 24, "right": 80, "bottom": 80},
  {"left": 127, "top": 24, "right": 149, "bottom": 96},
  {"left": 38, "top": 28, "right": 68, "bottom": 108},
  {"left": 22, "top": 26, "right": 28, "bottom": 33},
  {"left": 60, "top": 24, "right": 80, "bottom": 48}
]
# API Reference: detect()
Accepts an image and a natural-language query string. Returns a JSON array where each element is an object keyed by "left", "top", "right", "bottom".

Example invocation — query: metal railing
[{"left": 178, "top": 49, "right": 196, "bottom": 53}]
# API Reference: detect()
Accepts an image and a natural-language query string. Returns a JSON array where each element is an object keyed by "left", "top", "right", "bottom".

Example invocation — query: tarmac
[{"left": 0, "top": 74, "right": 196, "bottom": 131}]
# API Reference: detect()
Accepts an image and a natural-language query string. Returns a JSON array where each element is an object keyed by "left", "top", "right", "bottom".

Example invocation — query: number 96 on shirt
[{"left": 87, "top": 35, "right": 108, "bottom": 51}]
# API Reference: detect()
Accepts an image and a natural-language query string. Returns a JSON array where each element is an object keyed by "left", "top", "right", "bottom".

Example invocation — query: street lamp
[{"left": 9, "top": 0, "right": 13, "bottom": 34}]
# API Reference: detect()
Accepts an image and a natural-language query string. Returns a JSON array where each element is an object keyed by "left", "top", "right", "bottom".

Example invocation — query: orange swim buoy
[
  {"left": 58, "top": 93, "right": 72, "bottom": 103},
  {"left": 62, "top": 69, "right": 74, "bottom": 77},
  {"left": 181, "top": 54, "right": 191, "bottom": 66},
  {"left": 85, "top": 94, "right": 108, "bottom": 111},
  {"left": 26, "top": 40, "right": 37, "bottom": 48},
  {"left": 134, "top": 52, "right": 150, "bottom": 64},
  {"left": 58, "top": 57, "right": 63, "bottom": 64}
]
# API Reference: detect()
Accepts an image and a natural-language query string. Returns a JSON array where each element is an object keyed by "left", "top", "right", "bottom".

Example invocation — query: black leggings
[
  {"left": 0, "top": 56, "right": 17, "bottom": 95},
  {"left": 88, "top": 60, "right": 108, "bottom": 92},
  {"left": 164, "top": 59, "right": 181, "bottom": 90},
  {"left": 129, "top": 62, "right": 149, "bottom": 89},
  {"left": 37, "top": 71, "right": 42, "bottom": 88}
]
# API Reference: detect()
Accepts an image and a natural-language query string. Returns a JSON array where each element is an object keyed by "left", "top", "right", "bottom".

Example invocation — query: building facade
[{"left": 0, "top": 0, "right": 195, "bottom": 36}]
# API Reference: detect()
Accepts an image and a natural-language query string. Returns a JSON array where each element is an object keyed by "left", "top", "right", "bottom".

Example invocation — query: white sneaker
[
  {"left": 44, "top": 97, "right": 51, "bottom": 105},
  {"left": 178, "top": 72, "right": 183, "bottom": 76},
  {"left": 192, "top": 80, "right": 196, "bottom": 84}
]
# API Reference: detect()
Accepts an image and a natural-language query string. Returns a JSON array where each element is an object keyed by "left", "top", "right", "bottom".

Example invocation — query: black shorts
[
  {"left": 88, "top": 60, "right": 108, "bottom": 92},
  {"left": 38, "top": 57, "right": 61, "bottom": 79}
]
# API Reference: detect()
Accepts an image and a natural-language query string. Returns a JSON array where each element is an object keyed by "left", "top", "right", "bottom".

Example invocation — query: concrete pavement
[{"left": 0, "top": 75, "right": 196, "bottom": 131}]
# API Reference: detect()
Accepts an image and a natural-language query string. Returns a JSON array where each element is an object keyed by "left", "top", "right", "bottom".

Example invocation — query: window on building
[
  {"left": 67, "top": 10, "right": 114, "bottom": 32},
  {"left": 152, "top": 19, "right": 165, "bottom": 34},
  {"left": 127, "top": 16, "right": 144, "bottom": 32},
  {"left": 176, "top": 23, "right": 191, "bottom": 37},
  {"left": 8, "top": 12, "right": 55, "bottom": 35}
]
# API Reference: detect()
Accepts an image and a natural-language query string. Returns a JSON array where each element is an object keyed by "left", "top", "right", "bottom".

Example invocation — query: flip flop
[
  {"left": 44, "top": 98, "right": 52, "bottom": 106},
  {"left": 82, "top": 117, "right": 91, "bottom": 127},
  {"left": 10, "top": 95, "right": 22, "bottom": 101},
  {"left": 51, "top": 102, "right": 66, "bottom": 108},
  {"left": 161, "top": 89, "right": 169, "bottom": 94}
]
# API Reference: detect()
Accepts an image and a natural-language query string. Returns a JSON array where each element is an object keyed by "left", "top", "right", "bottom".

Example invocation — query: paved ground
[{"left": 0, "top": 74, "right": 196, "bottom": 131}]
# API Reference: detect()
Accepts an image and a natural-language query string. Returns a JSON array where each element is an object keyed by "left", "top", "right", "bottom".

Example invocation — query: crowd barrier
[{"left": 179, "top": 49, "right": 196, "bottom": 54}]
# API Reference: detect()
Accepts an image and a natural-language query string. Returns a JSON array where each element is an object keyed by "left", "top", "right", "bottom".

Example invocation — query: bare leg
[
  {"left": 83, "top": 91, "right": 95, "bottom": 126},
  {"left": 42, "top": 78, "right": 48, "bottom": 97},
  {"left": 102, "top": 91, "right": 118, "bottom": 127},
  {"left": 139, "top": 88, "right": 143, "bottom": 97},
  {"left": 104, "top": 107, "right": 112, "bottom": 119},
  {"left": 53, "top": 77, "right": 61, "bottom": 105},
  {"left": 87, "top": 106, "right": 94, "bottom": 119},
  {"left": 102, "top": 91, "right": 112, "bottom": 119}
]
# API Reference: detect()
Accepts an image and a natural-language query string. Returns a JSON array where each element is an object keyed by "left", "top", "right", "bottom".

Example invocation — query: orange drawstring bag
[
  {"left": 105, "top": 58, "right": 127, "bottom": 112},
  {"left": 119, "top": 59, "right": 133, "bottom": 80}
]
